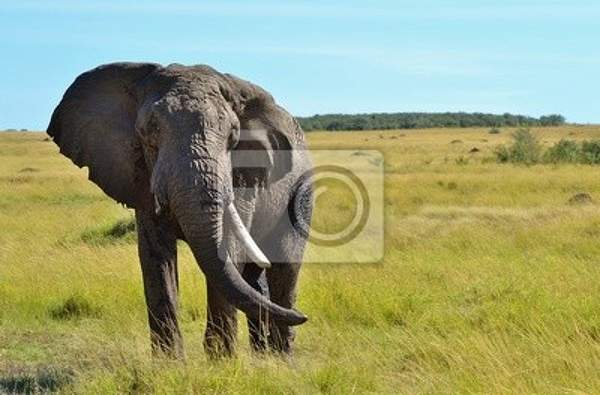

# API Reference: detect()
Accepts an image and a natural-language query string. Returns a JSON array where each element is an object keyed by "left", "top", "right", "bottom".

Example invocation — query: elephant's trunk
[{"left": 168, "top": 175, "right": 307, "bottom": 326}]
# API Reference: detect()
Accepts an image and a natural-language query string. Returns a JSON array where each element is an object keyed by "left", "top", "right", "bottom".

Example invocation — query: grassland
[{"left": 2, "top": 126, "right": 600, "bottom": 393}]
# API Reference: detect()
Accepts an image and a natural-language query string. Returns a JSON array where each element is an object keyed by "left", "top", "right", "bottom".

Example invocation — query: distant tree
[
  {"left": 539, "top": 114, "right": 566, "bottom": 126},
  {"left": 296, "top": 112, "right": 566, "bottom": 131}
]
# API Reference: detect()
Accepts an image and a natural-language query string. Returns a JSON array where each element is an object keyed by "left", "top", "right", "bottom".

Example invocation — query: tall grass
[{"left": 2, "top": 127, "right": 600, "bottom": 393}]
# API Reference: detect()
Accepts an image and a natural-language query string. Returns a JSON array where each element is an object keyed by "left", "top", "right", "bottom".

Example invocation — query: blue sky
[{"left": 1, "top": 0, "right": 600, "bottom": 130}]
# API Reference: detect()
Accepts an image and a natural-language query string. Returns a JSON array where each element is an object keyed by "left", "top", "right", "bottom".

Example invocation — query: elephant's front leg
[
  {"left": 203, "top": 195, "right": 256, "bottom": 356},
  {"left": 204, "top": 285, "right": 238, "bottom": 357},
  {"left": 136, "top": 209, "right": 182, "bottom": 358}
]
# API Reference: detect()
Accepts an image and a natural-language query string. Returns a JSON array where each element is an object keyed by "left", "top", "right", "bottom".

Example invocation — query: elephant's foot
[
  {"left": 247, "top": 316, "right": 269, "bottom": 353},
  {"left": 150, "top": 327, "right": 184, "bottom": 359},
  {"left": 268, "top": 323, "right": 295, "bottom": 355},
  {"left": 204, "top": 326, "right": 237, "bottom": 358}
]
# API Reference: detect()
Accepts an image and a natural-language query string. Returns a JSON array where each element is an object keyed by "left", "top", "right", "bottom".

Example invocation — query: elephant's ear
[
  {"left": 222, "top": 76, "right": 297, "bottom": 188},
  {"left": 232, "top": 125, "right": 293, "bottom": 188},
  {"left": 47, "top": 62, "right": 159, "bottom": 208}
]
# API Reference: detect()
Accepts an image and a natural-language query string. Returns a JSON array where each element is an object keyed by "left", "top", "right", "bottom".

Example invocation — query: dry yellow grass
[{"left": 2, "top": 126, "right": 600, "bottom": 393}]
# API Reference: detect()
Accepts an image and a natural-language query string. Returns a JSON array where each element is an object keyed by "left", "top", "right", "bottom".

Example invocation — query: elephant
[{"left": 47, "top": 62, "right": 313, "bottom": 357}]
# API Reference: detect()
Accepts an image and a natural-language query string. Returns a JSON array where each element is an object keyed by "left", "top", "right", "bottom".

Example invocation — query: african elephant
[{"left": 47, "top": 62, "right": 313, "bottom": 357}]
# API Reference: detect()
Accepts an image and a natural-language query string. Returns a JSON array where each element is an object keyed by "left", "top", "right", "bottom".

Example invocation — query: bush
[
  {"left": 494, "top": 145, "right": 510, "bottom": 163},
  {"left": 581, "top": 141, "right": 600, "bottom": 164},
  {"left": 81, "top": 218, "right": 136, "bottom": 245},
  {"left": 543, "top": 139, "right": 581, "bottom": 164},
  {"left": 50, "top": 295, "right": 101, "bottom": 320},
  {"left": 495, "top": 128, "right": 542, "bottom": 165},
  {"left": 489, "top": 127, "right": 501, "bottom": 134},
  {"left": 497, "top": 136, "right": 600, "bottom": 165}
]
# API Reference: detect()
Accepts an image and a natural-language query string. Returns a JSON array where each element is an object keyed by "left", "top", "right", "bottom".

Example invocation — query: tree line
[{"left": 296, "top": 112, "right": 566, "bottom": 131}]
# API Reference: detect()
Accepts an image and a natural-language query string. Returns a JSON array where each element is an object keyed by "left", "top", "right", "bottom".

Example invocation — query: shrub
[
  {"left": 50, "top": 295, "right": 101, "bottom": 320},
  {"left": 509, "top": 128, "right": 542, "bottom": 164},
  {"left": 497, "top": 136, "right": 600, "bottom": 165},
  {"left": 494, "top": 145, "right": 510, "bottom": 163},
  {"left": 81, "top": 218, "right": 136, "bottom": 245},
  {"left": 581, "top": 141, "right": 600, "bottom": 164},
  {"left": 495, "top": 128, "right": 542, "bottom": 165},
  {"left": 543, "top": 139, "right": 581, "bottom": 164},
  {"left": 0, "top": 367, "right": 73, "bottom": 394},
  {"left": 489, "top": 127, "right": 501, "bottom": 134}
]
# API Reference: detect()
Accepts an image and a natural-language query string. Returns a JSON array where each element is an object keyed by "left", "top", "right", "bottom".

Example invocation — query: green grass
[{"left": 2, "top": 127, "right": 600, "bottom": 393}]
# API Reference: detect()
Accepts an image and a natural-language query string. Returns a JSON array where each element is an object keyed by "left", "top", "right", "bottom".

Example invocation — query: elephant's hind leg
[
  {"left": 136, "top": 209, "right": 183, "bottom": 358},
  {"left": 266, "top": 261, "right": 301, "bottom": 354},
  {"left": 262, "top": 221, "right": 307, "bottom": 355}
]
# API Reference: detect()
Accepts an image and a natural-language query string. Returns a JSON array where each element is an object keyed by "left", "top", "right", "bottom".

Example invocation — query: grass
[{"left": 2, "top": 126, "right": 600, "bottom": 393}]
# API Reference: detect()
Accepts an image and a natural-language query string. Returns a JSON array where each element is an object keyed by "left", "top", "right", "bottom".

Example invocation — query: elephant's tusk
[{"left": 226, "top": 202, "right": 272, "bottom": 269}]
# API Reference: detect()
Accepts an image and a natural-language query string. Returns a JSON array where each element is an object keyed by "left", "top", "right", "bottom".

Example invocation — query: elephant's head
[{"left": 47, "top": 62, "right": 307, "bottom": 326}]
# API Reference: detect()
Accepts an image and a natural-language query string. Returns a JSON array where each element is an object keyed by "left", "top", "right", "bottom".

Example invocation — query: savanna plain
[{"left": 2, "top": 126, "right": 600, "bottom": 394}]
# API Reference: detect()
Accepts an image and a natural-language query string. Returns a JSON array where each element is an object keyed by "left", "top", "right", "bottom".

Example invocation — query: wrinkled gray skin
[{"left": 47, "top": 62, "right": 313, "bottom": 357}]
